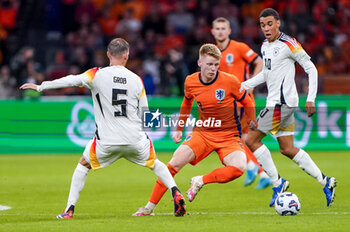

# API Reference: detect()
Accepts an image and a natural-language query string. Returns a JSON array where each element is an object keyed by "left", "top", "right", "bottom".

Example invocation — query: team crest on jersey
[
  {"left": 185, "top": 135, "right": 192, "bottom": 141},
  {"left": 273, "top": 47, "right": 280, "bottom": 56},
  {"left": 226, "top": 53, "right": 234, "bottom": 65},
  {"left": 215, "top": 89, "right": 225, "bottom": 103}
]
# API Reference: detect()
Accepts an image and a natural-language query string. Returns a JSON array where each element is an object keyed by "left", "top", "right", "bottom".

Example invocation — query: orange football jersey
[
  {"left": 219, "top": 40, "right": 259, "bottom": 83},
  {"left": 182, "top": 71, "right": 248, "bottom": 137}
]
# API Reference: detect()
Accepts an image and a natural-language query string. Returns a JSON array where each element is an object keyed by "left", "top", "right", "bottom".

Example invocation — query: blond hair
[
  {"left": 212, "top": 17, "right": 230, "bottom": 28},
  {"left": 199, "top": 43, "right": 222, "bottom": 60}
]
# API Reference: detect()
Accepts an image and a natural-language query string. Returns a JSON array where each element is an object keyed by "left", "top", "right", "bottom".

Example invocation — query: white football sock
[
  {"left": 254, "top": 145, "right": 280, "bottom": 187},
  {"left": 246, "top": 160, "right": 255, "bottom": 170},
  {"left": 65, "top": 163, "right": 89, "bottom": 212},
  {"left": 145, "top": 202, "right": 156, "bottom": 211},
  {"left": 292, "top": 149, "right": 326, "bottom": 186},
  {"left": 151, "top": 159, "right": 176, "bottom": 191},
  {"left": 259, "top": 171, "right": 269, "bottom": 179}
]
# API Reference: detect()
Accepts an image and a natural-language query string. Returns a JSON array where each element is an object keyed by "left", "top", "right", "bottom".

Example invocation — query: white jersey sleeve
[
  {"left": 138, "top": 87, "right": 148, "bottom": 119},
  {"left": 37, "top": 68, "right": 98, "bottom": 92},
  {"left": 289, "top": 47, "right": 318, "bottom": 103},
  {"left": 242, "top": 71, "right": 266, "bottom": 90}
]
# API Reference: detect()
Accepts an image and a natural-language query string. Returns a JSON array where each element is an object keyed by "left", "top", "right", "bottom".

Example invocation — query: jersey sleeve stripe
[
  {"left": 248, "top": 54, "right": 259, "bottom": 64},
  {"left": 284, "top": 39, "right": 303, "bottom": 53},
  {"left": 237, "top": 90, "right": 247, "bottom": 102},
  {"left": 233, "top": 101, "right": 242, "bottom": 137},
  {"left": 136, "top": 75, "right": 147, "bottom": 99},
  {"left": 139, "top": 87, "right": 146, "bottom": 98},
  {"left": 85, "top": 67, "right": 99, "bottom": 83}
]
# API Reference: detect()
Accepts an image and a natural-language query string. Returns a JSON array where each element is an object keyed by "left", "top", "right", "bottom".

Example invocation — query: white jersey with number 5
[
  {"left": 38, "top": 65, "right": 148, "bottom": 145},
  {"left": 242, "top": 32, "right": 318, "bottom": 107}
]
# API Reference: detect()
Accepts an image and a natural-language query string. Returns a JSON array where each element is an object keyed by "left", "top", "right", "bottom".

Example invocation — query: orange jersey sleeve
[
  {"left": 219, "top": 40, "right": 259, "bottom": 82},
  {"left": 177, "top": 75, "right": 195, "bottom": 131}
]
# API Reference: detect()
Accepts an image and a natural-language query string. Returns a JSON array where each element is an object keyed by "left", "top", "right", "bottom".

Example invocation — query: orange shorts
[{"left": 182, "top": 131, "right": 246, "bottom": 166}]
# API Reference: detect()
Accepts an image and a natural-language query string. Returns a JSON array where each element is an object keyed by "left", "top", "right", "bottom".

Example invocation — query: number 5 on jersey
[{"left": 112, "top": 88, "right": 127, "bottom": 117}]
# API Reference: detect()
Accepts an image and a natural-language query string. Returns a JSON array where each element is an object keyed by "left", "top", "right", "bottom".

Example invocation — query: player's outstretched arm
[
  {"left": 19, "top": 83, "right": 39, "bottom": 91},
  {"left": 241, "top": 71, "right": 265, "bottom": 91},
  {"left": 19, "top": 70, "right": 94, "bottom": 93},
  {"left": 174, "top": 96, "right": 194, "bottom": 143}
]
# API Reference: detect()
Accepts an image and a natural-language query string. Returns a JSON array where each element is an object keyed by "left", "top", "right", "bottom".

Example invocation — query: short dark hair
[
  {"left": 107, "top": 38, "right": 129, "bottom": 57},
  {"left": 259, "top": 8, "right": 280, "bottom": 20}
]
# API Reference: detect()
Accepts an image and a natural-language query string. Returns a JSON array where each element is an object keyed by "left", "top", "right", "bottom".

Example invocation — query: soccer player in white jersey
[
  {"left": 242, "top": 8, "right": 336, "bottom": 207},
  {"left": 20, "top": 38, "right": 186, "bottom": 218}
]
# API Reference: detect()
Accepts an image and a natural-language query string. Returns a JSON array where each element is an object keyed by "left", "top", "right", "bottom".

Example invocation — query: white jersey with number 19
[{"left": 38, "top": 65, "right": 148, "bottom": 145}]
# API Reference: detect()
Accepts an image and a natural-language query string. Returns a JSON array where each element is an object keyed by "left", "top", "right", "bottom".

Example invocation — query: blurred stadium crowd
[{"left": 0, "top": 0, "right": 349, "bottom": 98}]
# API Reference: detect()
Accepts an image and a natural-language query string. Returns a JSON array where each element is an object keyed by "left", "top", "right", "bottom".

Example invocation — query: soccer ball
[{"left": 275, "top": 192, "right": 301, "bottom": 216}]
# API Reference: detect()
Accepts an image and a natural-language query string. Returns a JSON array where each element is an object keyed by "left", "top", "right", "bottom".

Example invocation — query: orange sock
[
  {"left": 149, "top": 163, "right": 178, "bottom": 204},
  {"left": 202, "top": 166, "right": 244, "bottom": 184},
  {"left": 244, "top": 144, "right": 264, "bottom": 174}
]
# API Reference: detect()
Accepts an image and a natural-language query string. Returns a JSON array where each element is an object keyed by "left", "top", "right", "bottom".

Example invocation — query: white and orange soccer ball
[{"left": 275, "top": 192, "right": 301, "bottom": 216}]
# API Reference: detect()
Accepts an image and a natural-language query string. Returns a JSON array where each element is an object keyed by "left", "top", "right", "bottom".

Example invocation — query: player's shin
[
  {"left": 65, "top": 163, "right": 89, "bottom": 212},
  {"left": 292, "top": 149, "right": 326, "bottom": 186},
  {"left": 152, "top": 159, "right": 178, "bottom": 190},
  {"left": 150, "top": 160, "right": 179, "bottom": 204},
  {"left": 253, "top": 145, "right": 280, "bottom": 186}
]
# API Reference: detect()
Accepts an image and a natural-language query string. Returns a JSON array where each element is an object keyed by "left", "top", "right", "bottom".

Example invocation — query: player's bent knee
[
  {"left": 245, "top": 136, "right": 257, "bottom": 151},
  {"left": 168, "top": 145, "right": 195, "bottom": 171},
  {"left": 223, "top": 151, "right": 247, "bottom": 172},
  {"left": 79, "top": 156, "right": 91, "bottom": 169},
  {"left": 279, "top": 147, "right": 298, "bottom": 158}
]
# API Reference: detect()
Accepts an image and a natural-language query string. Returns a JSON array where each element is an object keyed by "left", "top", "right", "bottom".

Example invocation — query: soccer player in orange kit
[
  {"left": 133, "top": 43, "right": 257, "bottom": 216},
  {"left": 211, "top": 17, "right": 272, "bottom": 189}
]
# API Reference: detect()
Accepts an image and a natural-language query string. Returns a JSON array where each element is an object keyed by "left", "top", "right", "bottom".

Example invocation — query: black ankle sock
[
  {"left": 67, "top": 205, "right": 75, "bottom": 213},
  {"left": 171, "top": 186, "right": 180, "bottom": 197}
]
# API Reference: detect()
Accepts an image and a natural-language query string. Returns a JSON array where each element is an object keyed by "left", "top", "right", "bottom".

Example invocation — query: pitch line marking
[
  {"left": 0, "top": 205, "right": 11, "bottom": 211},
  {"left": 158, "top": 211, "right": 350, "bottom": 216},
  {"left": 1, "top": 212, "right": 349, "bottom": 216}
]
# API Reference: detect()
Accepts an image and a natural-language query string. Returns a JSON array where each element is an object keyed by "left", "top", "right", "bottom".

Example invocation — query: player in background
[
  {"left": 211, "top": 17, "right": 272, "bottom": 189},
  {"left": 20, "top": 38, "right": 186, "bottom": 218},
  {"left": 242, "top": 8, "right": 336, "bottom": 207},
  {"left": 133, "top": 43, "right": 257, "bottom": 216}
]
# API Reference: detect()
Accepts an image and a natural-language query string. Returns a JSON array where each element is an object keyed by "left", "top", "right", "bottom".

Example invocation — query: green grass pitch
[{"left": 0, "top": 151, "right": 349, "bottom": 232}]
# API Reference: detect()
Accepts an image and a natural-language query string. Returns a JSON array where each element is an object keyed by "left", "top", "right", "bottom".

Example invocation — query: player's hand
[
  {"left": 305, "top": 101, "right": 316, "bottom": 117},
  {"left": 172, "top": 130, "right": 183, "bottom": 143},
  {"left": 19, "top": 83, "right": 39, "bottom": 91},
  {"left": 247, "top": 89, "right": 254, "bottom": 96},
  {"left": 248, "top": 119, "right": 258, "bottom": 130}
]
